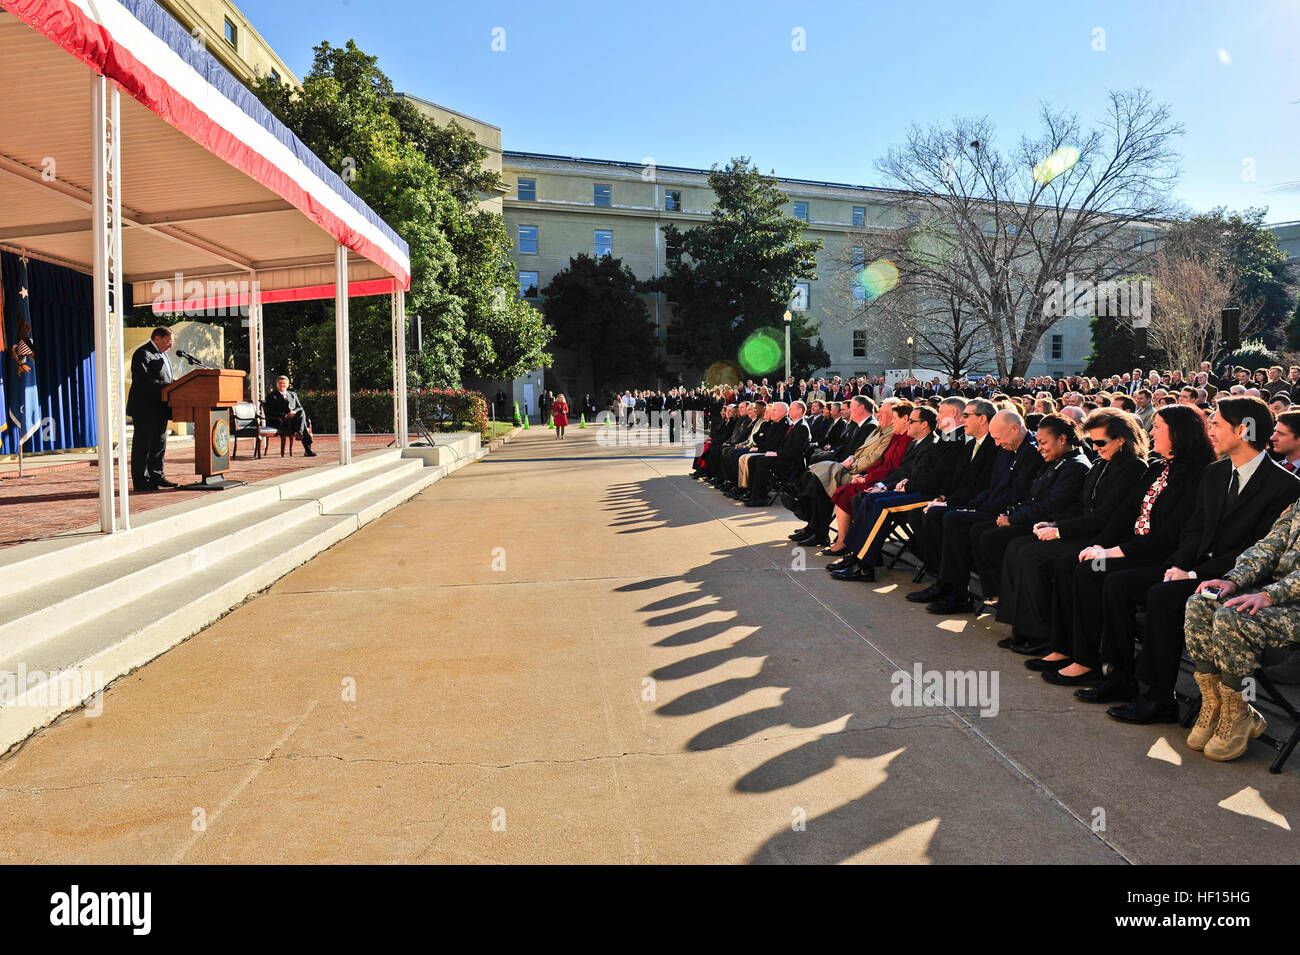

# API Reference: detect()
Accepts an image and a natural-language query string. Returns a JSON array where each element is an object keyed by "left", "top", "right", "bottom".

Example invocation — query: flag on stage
[{"left": 5, "top": 253, "right": 40, "bottom": 444}]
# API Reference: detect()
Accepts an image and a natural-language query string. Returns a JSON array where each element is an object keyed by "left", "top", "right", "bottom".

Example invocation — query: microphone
[{"left": 176, "top": 349, "right": 206, "bottom": 367}]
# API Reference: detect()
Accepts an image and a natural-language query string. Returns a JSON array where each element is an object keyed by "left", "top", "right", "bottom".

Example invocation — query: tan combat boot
[
  {"left": 1187, "top": 672, "right": 1222, "bottom": 752},
  {"left": 1203, "top": 683, "right": 1267, "bottom": 761}
]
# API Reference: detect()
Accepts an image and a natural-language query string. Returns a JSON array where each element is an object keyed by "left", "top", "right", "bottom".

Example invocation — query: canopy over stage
[{"left": 0, "top": 0, "right": 412, "bottom": 534}]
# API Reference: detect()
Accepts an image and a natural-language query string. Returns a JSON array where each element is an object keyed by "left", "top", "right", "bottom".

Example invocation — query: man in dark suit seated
[
  {"left": 743, "top": 401, "right": 812, "bottom": 506},
  {"left": 1102, "top": 397, "right": 1300, "bottom": 720},
  {"left": 264, "top": 375, "right": 317, "bottom": 457},
  {"left": 127, "top": 326, "right": 177, "bottom": 492}
]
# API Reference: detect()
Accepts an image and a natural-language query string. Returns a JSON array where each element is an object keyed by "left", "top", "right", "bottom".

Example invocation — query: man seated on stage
[{"left": 264, "top": 375, "right": 317, "bottom": 457}]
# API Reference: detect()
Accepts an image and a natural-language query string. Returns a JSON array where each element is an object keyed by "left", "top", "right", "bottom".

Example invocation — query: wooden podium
[{"left": 162, "top": 368, "right": 245, "bottom": 490}]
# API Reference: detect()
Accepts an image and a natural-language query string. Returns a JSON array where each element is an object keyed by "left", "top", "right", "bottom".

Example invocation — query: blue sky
[{"left": 239, "top": 0, "right": 1300, "bottom": 222}]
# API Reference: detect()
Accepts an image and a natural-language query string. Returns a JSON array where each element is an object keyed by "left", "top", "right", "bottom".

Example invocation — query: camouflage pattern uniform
[{"left": 1184, "top": 503, "right": 1300, "bottom": 678}]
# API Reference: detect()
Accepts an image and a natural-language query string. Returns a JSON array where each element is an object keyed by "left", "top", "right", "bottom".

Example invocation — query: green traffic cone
[
  {"left": 547, "top": 414, "right": 554, "bottom": 429},
  {"left": 512, "top": 402, "right": 522, "bottom": 425},
  {"left": 579, "top": 414, "right": 587, "bottom": 429},
  {"left": 522, "top": 413, "right": 530, "bottom": 429}
]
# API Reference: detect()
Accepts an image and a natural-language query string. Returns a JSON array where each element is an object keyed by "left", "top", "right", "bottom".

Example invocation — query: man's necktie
[{"left": 1225, "top": 468, "right": 1240, "bottom": 512}]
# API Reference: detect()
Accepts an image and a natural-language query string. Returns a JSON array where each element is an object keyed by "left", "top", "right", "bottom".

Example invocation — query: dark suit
[
  {"left": 1103, "top": 455, "right": 1300, "bottom": 691},
  {"left": 1053, "top": 457, "right": 1209, "bottom": 667},
  {"left": 126, "top": 339, "right": 174, "bottom": 490},
  {"left": 844, "top": 431, "right": 952, "bottom": 563},
  {"left": 971, "top": 450, "right": 1091, "bottom": 598},
  {"left": 915, "top": 433, "right": 997, "bottom": 573},
  {"left": 264, "top": 388, "right": 314, "bottom": 449},
  {"left": 747, "top": 418, "right": 812, "bottom": 498},
  {"left": 996, "top": 449, "right": 1146, "bottom": 644}
]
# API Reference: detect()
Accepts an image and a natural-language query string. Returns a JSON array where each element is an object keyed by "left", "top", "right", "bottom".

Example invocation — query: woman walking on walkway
[{"left": 553, "top": 394, "right": 570, "bottom": 439}]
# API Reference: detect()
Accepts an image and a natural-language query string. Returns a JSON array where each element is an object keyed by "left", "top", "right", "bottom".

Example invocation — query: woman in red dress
[{"left": 552, "top": 393, "right": 570, "bottom": 439}]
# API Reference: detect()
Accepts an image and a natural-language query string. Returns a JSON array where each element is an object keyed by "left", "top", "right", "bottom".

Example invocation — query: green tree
[
  {"left": 541, "top": 254, "right": 664, "bottom": 399},
  {"left": 651, "top": 158, "right": 824, "bottom": 375},
  {"left": 1161, "top": 207, "right": 1296, "bottom": 352},
  {"left": 251, "top": 41, "right": 550, "bottom": 389}
]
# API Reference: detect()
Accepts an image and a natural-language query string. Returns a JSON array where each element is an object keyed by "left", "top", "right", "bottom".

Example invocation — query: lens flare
[
  {"left": 855, "top": 259, "right": 900, "bottom": 300},
  {"left": 705, "top": 360, "right": 743, "bottom": 388},
  {"left": 1032, "top": 146, "right": 1079, "bottom": 185},
  {"left": 738, "top": 328, "right": 785, "bottom": 375}
]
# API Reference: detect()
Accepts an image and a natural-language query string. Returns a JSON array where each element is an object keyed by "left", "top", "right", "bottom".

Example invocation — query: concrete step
[
  {"left": 0, "top": 437, "right": 484, "bottom": 754},
  {"left": 3, "top": 449, "right": 404, "bottom": 595}
]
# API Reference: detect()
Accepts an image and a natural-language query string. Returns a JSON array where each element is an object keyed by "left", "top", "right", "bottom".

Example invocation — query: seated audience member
[
  {"left": 1099, "top": 398, "right": 1300, "bottom": 719},
  {"left": 997, "top": 409, "right": 1148, "bottom": 655},
  {"left": 741, "top": 401, "right": 812, "bottom": 506},
  {"left": 826, "top": 401, "right": 965, "bottom": 581},
  {"left": 908, "top": 398, "right": 999, "bottom": 579},
  {"left": 823, "top": 403, "right": 915, "bottom": 549},
  {"left": 784, "top": 397, "right": 883, "bottom": 544},
  {"left": 1271, "top": 410, "right": 1300, "bottom": 474},
  {"left": 969, "top": 414, "right": 1092, "bottom": 604},
  {"left": 1182, "top": 501, "right": 1300, "bottom": 760},
  {"left": 264, "top": 375, "right": 316, "bottom": 456},
  {"left": 1036, "top": 405, "right": 1215, "bottom": 687},
  {"left": 729, "top": 404, "right": 788, "bottom": 497},
  {"left": 917, "top": 410, "right": 1044, "bottom": 614}
]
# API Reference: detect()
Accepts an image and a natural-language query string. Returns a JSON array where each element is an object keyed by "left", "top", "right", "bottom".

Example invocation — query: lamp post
[
  {"left": 783, "top": 309, "right": 793, "bottom": 383},
  {"left": 906, "top": 336, "right": 915, "bottom": 379}
]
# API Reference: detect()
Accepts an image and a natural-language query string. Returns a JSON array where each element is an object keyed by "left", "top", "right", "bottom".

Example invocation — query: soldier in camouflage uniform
[{"left": 1184, "top": 502, "right": 1300, "bottom": 760}]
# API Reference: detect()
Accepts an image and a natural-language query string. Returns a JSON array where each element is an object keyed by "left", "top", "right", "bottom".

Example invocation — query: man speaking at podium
[
  {"left": 265, "top": 375, "right": 316, "bottom": 456},
  {"left": 126, "top": 326, "right": 177, "bottom": 492}
]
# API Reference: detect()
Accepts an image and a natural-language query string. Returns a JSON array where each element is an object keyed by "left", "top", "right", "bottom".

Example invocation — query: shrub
[{"left": 298, "top": 389, "right": 490, "bottom": 438}]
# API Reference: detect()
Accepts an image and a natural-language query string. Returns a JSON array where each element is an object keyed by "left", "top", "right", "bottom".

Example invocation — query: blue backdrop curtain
[{"left": 0, "top": 251, "right": 125, "bottom": 454}]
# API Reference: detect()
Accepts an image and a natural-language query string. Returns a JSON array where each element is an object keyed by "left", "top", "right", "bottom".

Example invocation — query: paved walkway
[{"left": 0, "top": 426, "right": 1294, "bottom": 863}]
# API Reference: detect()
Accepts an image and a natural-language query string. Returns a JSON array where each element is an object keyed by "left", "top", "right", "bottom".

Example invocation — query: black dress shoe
[
  {"left": 818, "top": 546, "right": 849, "bottom": 558},
  {"left": 304, "top": 448, "right": 317, "bottom": 457},
  {"left": 926, "top": 594, "right": 974, "bottom": 615},
  {"left": 996, "top": 636, "right": 1015, "bottom": 649},
  {"left": 1075, "top": 677, "right": 1139, "bottom": 704},
  {"left": 743, "top": 496, "right": 767, "bottom": 507},
  {"left": 907, "top": 583, "right": 948, "bottom": 604},
  {"left": 831, "top": 563, "right": 875, "bottom": 582},
  {"left": 1107, "top": 698, "right": 1181, "bottom": 725},
  {"left": 154, "top": 478, "right": 179, "bottom": 488},
  {"left": 794, "top": 533, "right": 829, "bottom": 547},
  {"left": 1025, "top": 656, "right": 1071, "bottom": 672},
  {"left": 825, "top": 555, "right": 856, "bottom": 572},
  {"left": 788, "top": 526, "right": 812, "bottom": 541},
  {"left": 1041, "top": 667, "right": 1101, "bottom": 686},
  {"left": 1008, "top": 637, "right": 1051, "bottom": 656}
]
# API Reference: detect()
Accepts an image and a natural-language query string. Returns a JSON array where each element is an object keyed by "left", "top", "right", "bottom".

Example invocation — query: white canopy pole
[
  {"left": 91, "top": 73, "right": 116, "bottom": 534},
  {"left": 334, "top": 243, "right": 351, "bottom": 466},
  {"left": 248, "top": 276, "right": 262, "bottom": 404},
  {"left": 110, "top": 82, "right": 129, "bottom": 531},
  {"left": 396, "top": 288, "right": 408, "bottom": 449}
]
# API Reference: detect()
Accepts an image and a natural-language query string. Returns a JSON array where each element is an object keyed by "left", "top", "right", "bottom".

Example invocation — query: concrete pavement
[{"left": 0, "top": 425, "right": 1294, "bottom": 863}]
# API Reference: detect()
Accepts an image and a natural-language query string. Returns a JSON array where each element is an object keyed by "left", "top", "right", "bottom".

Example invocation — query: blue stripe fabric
[{"left": 117, "top": 0, "right": 409, "bottom": 262}]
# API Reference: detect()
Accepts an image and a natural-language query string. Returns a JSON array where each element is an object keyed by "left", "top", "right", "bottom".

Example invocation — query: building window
[
  {"left": 852, "top": 206, "right": 865, "bottom": 227},
  {"left": 664, "top": 190, "right": 681, "bottom": 211},
  {"left": 663, "top": 227, "right": 683, "bottom": 259},
  {"left": 594, "top": 230, "right": 613, "bottom": 257},
  {"left": 594, "top": 184, "right": 612, "bottom": 207},
  {"left": 851, "top": 246, "right": 866, "bottom": 268},
  {"left": 519, "top": 271, "right": 539, "bottom": 299},
  {"left": 1050, "top": 334, "right": 1063, "bottom": 360},
  {"left": 790, "top": 282, "right": 809, "bottom": 311},
  {"left": 905, "top": 212, "right": 919, "bottom": 228},
  {"left": 269, "top": 69, "right": 281, "bottom": 85},
  {"left": 793, "top": 201, "right": 809, "bottom": 222},
  {"left": 517, "top": 178, "right": 536, "bottom": 201},
  {"left": 853, "top": 329, "right": 867, "bottom": 358},
  {"left": 517, "top": 225, "right": 538, "bottom": 254},
  {"left": 223, "top": 17, "right": 238, "bottom": 47}
]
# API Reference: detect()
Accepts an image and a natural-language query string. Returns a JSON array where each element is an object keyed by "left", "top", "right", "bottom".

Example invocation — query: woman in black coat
[
  {"left": 997, "top": 408, "right": 1148, "bottom": 654},
  {"left": 1037, "top": 405, "right": 1215, "bottom": 686}
]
